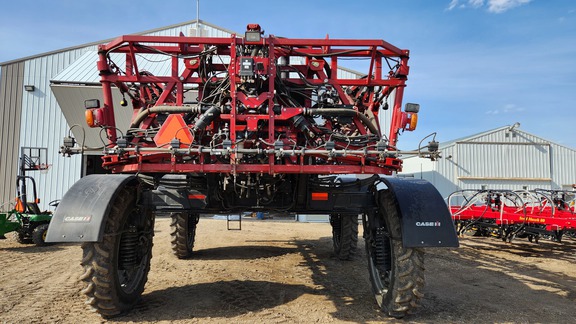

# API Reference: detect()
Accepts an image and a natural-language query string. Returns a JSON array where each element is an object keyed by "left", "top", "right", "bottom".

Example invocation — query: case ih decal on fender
[
  {"left": 47, "top": 24, "right": 458, "bottom": 319},
  {"left": 416, "top": 221, "right": 441, "bottom": 227},
  {"left": 63, "top": 215, "right": 92, "bottom": 223}
]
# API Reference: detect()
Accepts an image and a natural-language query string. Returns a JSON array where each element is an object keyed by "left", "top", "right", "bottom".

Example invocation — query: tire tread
[
  {"left": 367, "top": 190, "right": 425, "bottom": 319},
  {"left": 79, "top": 188, "right": 153, "bottom": 318}
]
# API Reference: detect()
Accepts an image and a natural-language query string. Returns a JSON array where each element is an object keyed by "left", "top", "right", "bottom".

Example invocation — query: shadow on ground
[{"left": 109, "top": 235, "right": 576, "bottom": 323}]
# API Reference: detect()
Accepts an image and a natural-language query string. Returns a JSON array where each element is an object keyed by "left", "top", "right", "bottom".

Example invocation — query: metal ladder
[{"left": 227, "top": 213, "right": 241, "bottom": 230}]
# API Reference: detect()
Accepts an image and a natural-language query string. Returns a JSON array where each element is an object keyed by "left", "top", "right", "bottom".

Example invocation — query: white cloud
[
  {"left": 487, "top": 0, "right": 531, "bottom": 13},
  {"left": 469, "top": 0, "right": 485, "bottom": 8},
  {"left": 447, "top": 0, "right": 531, "bottom": 13},
  {"left": 485, "top": 104, "right": 525, "bottom": 115},
  {"left": 559, "top": 9, "right": 575, "bottom": 22},
  {"left": 447, "top": 0, "right": 459, "bottom": 11},
  {"left": 502, "top": 104, "right": 525, "bottom": 113}
]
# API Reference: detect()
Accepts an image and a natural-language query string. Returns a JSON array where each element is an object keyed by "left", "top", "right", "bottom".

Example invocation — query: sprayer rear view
[{"left": 47, "top": 24, "right": 458, "bottom": 318}]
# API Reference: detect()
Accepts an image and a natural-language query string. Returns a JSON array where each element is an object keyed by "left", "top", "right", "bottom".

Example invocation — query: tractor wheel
[
  {"left": 79, "top": 187, "right": 154, "bottom": 318},
  {"left": 14, "top": 230, "right": 32, "bottom": 244},
  {"left": 170, "top": 212, "right": 199, "bottom": 259},
  {"left": 329, "top": 213, "right": 358, "bottom": 260},
  {"left": 364, "top": 190, "right": 425, "bottom": 318},
  {"left": 32, "top": 223, "right": 50, "bottom": 246}
]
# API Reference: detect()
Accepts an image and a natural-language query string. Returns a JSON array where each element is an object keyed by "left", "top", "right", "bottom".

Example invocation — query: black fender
[
  {"left": 45, "top": 174, "right": 138, "bottom": 243},
  {"left": 380, "top": 177, "right": 459, "bottom": 248}
]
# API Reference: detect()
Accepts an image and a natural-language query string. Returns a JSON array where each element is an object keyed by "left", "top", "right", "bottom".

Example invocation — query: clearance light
[
  {"left": 402, "top": 103, "right": 420, "bottom": 131},
  {"left": 311, "top": 192, "right": 329, "bottom": 201},
  {"left": 85, "top": 110, "right": 95, "bottom": 127},
  {"left": 408, "top": 113, "right": 418, "bottom": 131},
  {"left": 401, "top": 112, "right": 418, "bottom": 131}
]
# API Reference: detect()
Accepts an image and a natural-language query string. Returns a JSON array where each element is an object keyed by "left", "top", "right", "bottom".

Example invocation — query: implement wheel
[
  {"left": 79, "top": 187, "right": 154, "bottom": 318},
  {"left": 170, "top": 212, "right": 199, "bottom": 259},
  {"left": 363, "top": 190, "right": 425, "bottom": 318},
  {"left": 329, "top": 213, "right": 358, "bottom": 260}
]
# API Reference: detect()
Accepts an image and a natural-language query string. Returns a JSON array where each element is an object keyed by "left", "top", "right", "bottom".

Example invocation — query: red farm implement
[
  {"left": 46, "top": 24, "right": 458, "bottom": 318},
  {"left": 449, "top": 189, "right": 576, "bottom": 243}
]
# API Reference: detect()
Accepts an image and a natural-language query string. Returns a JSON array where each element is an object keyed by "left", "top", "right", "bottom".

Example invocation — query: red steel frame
[
  {"left": 450, "top": 190, "right": 576, "bottom": 232},
  {"left": 90, "top": 28, "right": 414, "bottom": 175}
]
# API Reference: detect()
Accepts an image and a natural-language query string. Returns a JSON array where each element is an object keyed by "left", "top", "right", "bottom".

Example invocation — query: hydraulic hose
[
  {"left": 131, "top": 106, "right": 379, "bottom": 137},
  {"left": 130, "top": 105, "right": 203, "bottom": 128},
  {"left": 192, "top": 105, "right": 221, "bottom": 133},
  {"left": 304, "top": 108, "right": 380, "bottom": 136}
]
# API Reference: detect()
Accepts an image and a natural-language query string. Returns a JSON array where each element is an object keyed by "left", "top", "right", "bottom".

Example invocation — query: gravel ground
[{"left": 1, "top": 216, "right": 576, "bottom": 323}]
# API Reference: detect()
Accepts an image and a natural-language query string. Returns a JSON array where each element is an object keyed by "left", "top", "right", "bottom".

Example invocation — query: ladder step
[{"left": 227, "top": 214, "right": 241, "bottom": 230}]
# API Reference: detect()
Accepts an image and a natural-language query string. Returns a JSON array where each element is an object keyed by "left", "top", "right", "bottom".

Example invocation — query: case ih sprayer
[{"left": 46, "top": 24, "right": 458, "bottom": 318}]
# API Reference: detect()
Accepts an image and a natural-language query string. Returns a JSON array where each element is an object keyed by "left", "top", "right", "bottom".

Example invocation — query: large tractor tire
[
  {"left": 32, "top": 223, "right": 50, "bottom": 246},
  {"left": 79, "top": 187, "right": 154, "bottom": 318},
  {"left": 363, "top": 190, "right": 425, "bottom": 318},
  {"left": 170, "top": 212, "right": 199, "bottom": 259},
  {"left": 329, "top": 213, "right": 358, "bottom": 260}
]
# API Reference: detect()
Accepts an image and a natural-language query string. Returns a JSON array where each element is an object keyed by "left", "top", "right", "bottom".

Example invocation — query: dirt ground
[{"left": 1, "top": 216, "right": 576, "bottom": 323}]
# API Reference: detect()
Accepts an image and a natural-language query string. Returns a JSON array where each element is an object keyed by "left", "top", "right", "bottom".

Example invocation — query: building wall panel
[
  {"left": 400, "top": 127, "right": 576, "bottom": 200},
  {"left": 455, "top": 143, "right": 551, "bottom": 180},
  {"left": 0, "top": 62, "right": 24, "bottom": 208},
  {"left": 551, "top": 144, "right": 576, "bottom": 188},
  {"left": 1, "top": 22, "right": 240, "bottom": 210},
  {"left": 18, "top": 50, "right": 88, "bottom": 210}
]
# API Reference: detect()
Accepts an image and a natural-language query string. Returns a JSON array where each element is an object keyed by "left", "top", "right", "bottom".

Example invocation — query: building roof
[
  {"left": 436, "top": 125, "right": 511, "bottom": 148},
  {"left": 0, "top": 20, "right": 235, "bottom": 66},
  {"left": 442, "top": 124, "right": 576, "bottom": 152},
  {"left": 404, "top": 123, "right": 576, "bottom": 161}
]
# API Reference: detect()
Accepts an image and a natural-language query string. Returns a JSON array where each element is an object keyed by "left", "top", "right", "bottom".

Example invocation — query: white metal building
[
  {"left": 0, "top": 20, "right": 368, "bottom": 210},
  {"left": 0, "top": 20, "right": 246, "bottom": 210},
  {"left": 400, "top": 124, "right": 576, "bottom": 200}
]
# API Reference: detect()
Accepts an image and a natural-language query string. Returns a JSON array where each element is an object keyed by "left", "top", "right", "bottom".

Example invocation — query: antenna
[{"left": 196, "top": 0, "right": 200, "bottom": 36}]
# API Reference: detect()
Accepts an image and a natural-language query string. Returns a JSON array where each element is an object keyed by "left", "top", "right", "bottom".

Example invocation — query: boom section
[{"left": 91, "top": 27, "right": 413, "bottom": 175}]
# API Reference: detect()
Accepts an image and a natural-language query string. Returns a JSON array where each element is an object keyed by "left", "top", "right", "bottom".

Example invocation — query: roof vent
[{"left": 189, "top": 26, "right": 206, "bottom": 37}]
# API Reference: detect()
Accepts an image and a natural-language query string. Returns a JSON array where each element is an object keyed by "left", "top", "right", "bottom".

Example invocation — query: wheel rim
[{"left": 117, "top": 208, "right": 151, "bottom": 295}]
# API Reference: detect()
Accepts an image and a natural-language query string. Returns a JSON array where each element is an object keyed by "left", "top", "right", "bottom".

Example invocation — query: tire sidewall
[
  {"left": 110, "top": 191, "right": 151, "bottom": 303},
  {"left": 330, "top": 214, "right": 358, "bottom": 260},
  {"left": 81, "top": 186, "right": 154, "bottom": 316},
  {"left": 170, "top": 212, "right": 197, "bottom": 259},
  {"left": 32, "top": 223, "right": 50, "bottom": 246},
  {"left": 365, "top": 190, "right": 425, "bottom": 318}
]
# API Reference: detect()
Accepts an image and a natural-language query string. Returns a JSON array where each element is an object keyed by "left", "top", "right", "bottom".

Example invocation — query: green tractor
[{"left": 0, "top": 147, "right": 57, "bottom": 246}]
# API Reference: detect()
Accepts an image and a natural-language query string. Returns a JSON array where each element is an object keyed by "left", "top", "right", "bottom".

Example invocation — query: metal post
[{"left": 196, "top": 0, "right": 200, "bottom": 36}]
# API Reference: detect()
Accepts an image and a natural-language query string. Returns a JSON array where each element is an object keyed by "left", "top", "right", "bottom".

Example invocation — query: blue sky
[{"left": 1, "top": 0, "right": 575, "bottom": 149}]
